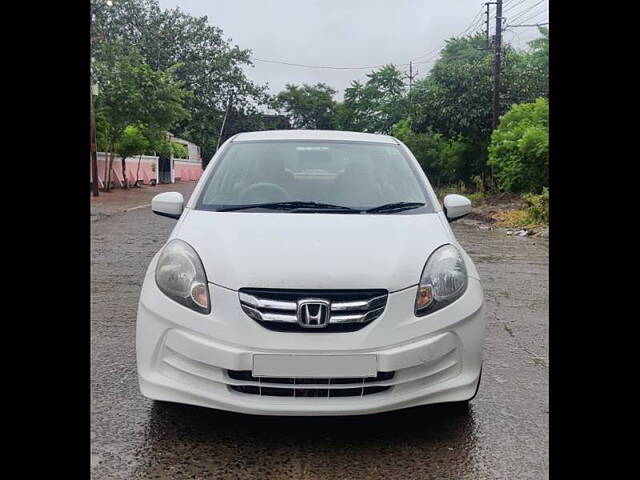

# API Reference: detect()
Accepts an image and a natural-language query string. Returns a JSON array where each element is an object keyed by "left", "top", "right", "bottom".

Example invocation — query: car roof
[{"left": 231, "top": 129, "right": 399, "bottom": 144}]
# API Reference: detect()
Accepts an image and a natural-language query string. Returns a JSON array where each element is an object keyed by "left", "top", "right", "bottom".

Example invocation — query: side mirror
[
  {"left": 152, "top": 192, "right": 184, "bottom": 219},
  {"left": 443, "top": 194, "right": 472, "bottom": 222}
]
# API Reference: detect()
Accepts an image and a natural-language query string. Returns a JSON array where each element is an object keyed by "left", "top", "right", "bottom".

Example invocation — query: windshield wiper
[
  {"left": 364, "top": 202, "right": 426, "bottom": 214},
  {"left": 217, "top": 201, "right": 358, "bottom": 212}
]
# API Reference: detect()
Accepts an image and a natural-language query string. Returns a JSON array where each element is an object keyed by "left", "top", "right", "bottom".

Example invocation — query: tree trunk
[
  {"left": 90, "top": 88, "right": 99, "bottom": 197},
  {"left": 135, "top": 154, "right": 143, "bottom": 187},
  {"left": 122, "top": 156, "right": 128, "bottom": 189},
  {"left": 103, "top": 149, "right": 110, "bottom": 192},
  {"left": 105, "top": 149, "right": 115, "bottom": 192}
]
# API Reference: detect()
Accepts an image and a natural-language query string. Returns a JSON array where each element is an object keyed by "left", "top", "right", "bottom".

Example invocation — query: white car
[{"left": 136, "top": 130, "right": 485, "bottom": 416}]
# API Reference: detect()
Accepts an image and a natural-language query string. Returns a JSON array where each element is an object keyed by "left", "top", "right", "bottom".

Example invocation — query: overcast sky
[{"left": 157, "top": 0, "right": 548, "bottom": 100}]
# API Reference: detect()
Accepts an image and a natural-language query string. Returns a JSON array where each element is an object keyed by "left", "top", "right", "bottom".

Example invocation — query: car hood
[{"left": 173, "top": 209, "right": 453, "bottom": 292}]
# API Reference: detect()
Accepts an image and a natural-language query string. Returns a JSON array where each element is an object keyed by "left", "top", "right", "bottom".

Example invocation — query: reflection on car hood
[{"left": 173, "top": 209, "right": 452, "bottom": 291}]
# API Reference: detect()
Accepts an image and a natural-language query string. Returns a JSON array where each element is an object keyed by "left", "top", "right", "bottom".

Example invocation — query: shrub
[
  {"left": 488, "top": 98, "right": 548, "bottom": 193},
  {"left": 523, "top": 187, "right": 549, "bottom": 224},
  {"left": 170, "top": 142, "right": 188, "bottom": 159},
  {"left": 155, "top": 139, "right": 173, "bottom": 159},
  {"left": 391, "top": 118, "right": 471, "bottom": 187},
  {"left": 116, "top": 124, "right": 149, "bottom": 159}
]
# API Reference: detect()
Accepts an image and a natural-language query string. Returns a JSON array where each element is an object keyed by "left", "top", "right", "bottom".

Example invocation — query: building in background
[{"left": 166, "top": 132, "right": 203, "bottom": 184}]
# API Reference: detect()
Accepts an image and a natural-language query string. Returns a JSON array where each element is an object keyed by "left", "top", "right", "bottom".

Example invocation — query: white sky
[{"left": 157, "top": 0, "right": 548, "bottom": 100}]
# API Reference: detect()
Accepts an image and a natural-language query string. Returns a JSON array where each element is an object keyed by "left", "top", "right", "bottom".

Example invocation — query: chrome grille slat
[
  {"left": 238, "top": 292, "right": 297, "bottom": 311},
  {"left": 331, "top": 295, "right": 387, "bottom": 312},
  {"left": 238, "top": 288, "right": 388, "bottom": 332}
]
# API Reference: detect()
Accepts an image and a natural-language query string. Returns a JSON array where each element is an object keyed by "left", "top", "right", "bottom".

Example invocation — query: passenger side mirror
[
  {"left": 152, "top": 192, "right": 184, "bottom": 219},
  {"left": 443, "top": 194, "right": 472, "bottom": 222}
]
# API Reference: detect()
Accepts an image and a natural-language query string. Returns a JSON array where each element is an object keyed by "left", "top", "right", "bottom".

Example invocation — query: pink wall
[
  {"left": 174, "top": 162, "right": 204, "bottom": 182},
  {"left": 91, "top": 154, "right": 203, "bottom": 188}
]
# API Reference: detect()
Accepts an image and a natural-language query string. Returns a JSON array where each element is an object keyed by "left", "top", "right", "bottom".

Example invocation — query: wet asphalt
[{"left": 90, "top": 190, "right": 549, "bottom": 479}]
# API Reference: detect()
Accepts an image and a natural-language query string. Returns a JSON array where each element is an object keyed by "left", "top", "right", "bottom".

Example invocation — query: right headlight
[
  {"left": 155, "top": 239, "right": 211, "bottom": 314},
  {"left": 415, "top": 244, "right": 468, "bottom": 316}
]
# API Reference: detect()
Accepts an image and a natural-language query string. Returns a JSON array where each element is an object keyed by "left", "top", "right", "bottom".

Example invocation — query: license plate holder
[{"left": 252, "top": 354, "right": 377, "bottom": 378}]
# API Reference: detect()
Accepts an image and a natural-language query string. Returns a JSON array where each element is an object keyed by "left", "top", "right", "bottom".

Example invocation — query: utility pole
[
  {"left": 484, "top": 3, "right": 497, "bottom": 48},
  {"left": 216, "top": 93, "right": 234, "bottom": 152},
  {"left": 90, "top": 83, "right": 99, "bottom": 196},
  {"left": 492, "top": 0, "right": 503, "bottom": 130},
  {"left": 407, "top": 61, "right": 418, "bottom": 117},
  {"left": 485, "top": 2, "right": 491, "bottom": 47}
]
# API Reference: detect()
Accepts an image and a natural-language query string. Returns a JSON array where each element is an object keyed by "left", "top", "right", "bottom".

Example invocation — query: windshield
[{"left": 195, "top": 140, "right": 431, "bottom": 212}]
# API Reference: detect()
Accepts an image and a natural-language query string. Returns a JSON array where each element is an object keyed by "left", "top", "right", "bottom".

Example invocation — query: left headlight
[
  {"left": 155, "top": 239, "right": 211, "bottom": 314},
  {"left": 415, "top": 244, "right": 467, "bottom": 316}
]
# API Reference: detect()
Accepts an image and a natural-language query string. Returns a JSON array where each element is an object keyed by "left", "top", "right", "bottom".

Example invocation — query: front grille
[
  {"left": 227, "top": 370, "right": 394, "bottom": 397},
  {"left": 238, "top": 288, "right": 388, "bottom": 332}
]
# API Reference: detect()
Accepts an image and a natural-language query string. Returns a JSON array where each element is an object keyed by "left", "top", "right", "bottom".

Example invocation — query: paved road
[{"left": 91, "top": 187, "right": 548, "bottom": 479}]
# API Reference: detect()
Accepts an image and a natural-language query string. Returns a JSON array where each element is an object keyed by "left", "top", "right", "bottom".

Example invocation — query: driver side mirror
[
  {"left": 152, "top": 192, "right": 184, "bottom": 219},
  {"left": 443, "top": 194, "right": 472, "bottom": 222}
]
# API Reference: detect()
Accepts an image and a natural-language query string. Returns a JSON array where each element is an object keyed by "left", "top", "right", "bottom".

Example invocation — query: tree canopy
[
  {"left": 336, "top": 65, "right": 408, "bottom": 134},
  {"left": 91, "top": 0, "right": 268, "bottom": 161},
  {"left": 274, "top": 83, "right": 338, "bottom": 129}
]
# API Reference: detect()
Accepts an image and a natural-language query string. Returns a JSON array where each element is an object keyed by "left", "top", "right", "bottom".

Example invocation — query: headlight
[
  {"left": 415, "top": 244, "right": 467, "bottom": 316},
  {"left": 155, "top": 239, "right": 211, "bottom": 314}
]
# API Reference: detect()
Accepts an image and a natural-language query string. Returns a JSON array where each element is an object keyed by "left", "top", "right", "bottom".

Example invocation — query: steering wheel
[{"left": 240, "top": 182, "right": 290, "bottom": 204}]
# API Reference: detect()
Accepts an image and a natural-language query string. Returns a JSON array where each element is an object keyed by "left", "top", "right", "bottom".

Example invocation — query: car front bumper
[{"left": 136, "top": 272, "right": 485, "bottom": 416}]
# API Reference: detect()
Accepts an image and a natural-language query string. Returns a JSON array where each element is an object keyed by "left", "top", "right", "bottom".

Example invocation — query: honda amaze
[{"left": 136, "top": 130, "right": 485, "bottom": 415}]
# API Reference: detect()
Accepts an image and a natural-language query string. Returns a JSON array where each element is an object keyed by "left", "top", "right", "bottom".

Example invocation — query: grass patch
[
  {"left": 434, "top": 184, "right": 485, "bottom": 204},
  {"left": 493, "top": 209, "right": 538, "bottom": 229}
]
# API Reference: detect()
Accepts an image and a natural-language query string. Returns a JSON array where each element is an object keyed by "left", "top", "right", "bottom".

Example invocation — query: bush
[
  {"left": 170, "top": 142, "right": 188, "bottom": 159},
  {"left": 523, "top": 187, "right": 549, "bottom": 224},
  {"left": 155, "top": 139, "right": 173, "bottom": 159},
  {"left": 391, "top": 118, "right": 471, "bottom": 187},
  {"left": 488, "top": 98, "right": 548, "bottom": 193},
  {"left": 116, "top": 124, "right": 149, "bottom": 159}
]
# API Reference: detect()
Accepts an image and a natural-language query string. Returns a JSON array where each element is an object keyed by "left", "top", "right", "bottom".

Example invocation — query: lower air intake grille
[
  {"left": 227, "top": 370, "right": 394, "bottom": 397},
  {"left": 238, "top": 288, "right": 388, "bottom": 332}
]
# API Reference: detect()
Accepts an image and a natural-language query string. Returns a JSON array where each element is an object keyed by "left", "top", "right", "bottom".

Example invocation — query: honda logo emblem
[{"left": 297, "top": 299, "right": 331, "bottom": 328}]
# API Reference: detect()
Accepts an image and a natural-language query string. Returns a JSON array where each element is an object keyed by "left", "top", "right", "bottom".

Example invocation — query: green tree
[
  {"left": 93, "top": 41, "right": 148, "bottom": 191},
  {"left": 487, "top": 98, "right": 548, "bottom": 193},
  {"left": 170, "top": 143, "right": 188, "bottom": 159},
  {"left": 337, "top": 65, "right": 408, "bottom": 134},
  {"left": 274, "top": 83, "right": 338, "bottom": 129},
  {"left": 391, "top": 118, "right": 469, "bottom": 186},
  {"left": 115, "top": 124, "right": 149, "bottom": 187},
  {"left": 93, "top": 40, "right": 190, "bottom": 190},
  {"left": 91, "top": 0, "right": 268, "bottom": 163},
  {"left": 411, "top": 32, "right": 548, "bottom": 187}
]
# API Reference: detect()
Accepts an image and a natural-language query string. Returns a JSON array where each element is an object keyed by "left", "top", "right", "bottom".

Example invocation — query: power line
[
  {"left": 411, "top": 45, "right": 443, "bottom": 62},
  {"left": 514, "top": 8, "right": 549, "bottom": 25},
  {"left": 503, "top": 0, "right": 529, "bottom": 14},
  {"left": 252, "top": 58, "right": 403, "bottom": 70},
  {"left": 411, "top": 3, "right": 485, "bottom": 62},
  {"left": 507, "top": 0, "right": 548, "bottom": 24},
  {"left": 252, "top": 2, "right": 521, "bottom": 74},
  {"left": 507, "top": 22, "right": 548, "bottom": 27}
]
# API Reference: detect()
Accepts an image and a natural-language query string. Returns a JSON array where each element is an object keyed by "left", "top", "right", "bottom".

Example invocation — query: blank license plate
[{"left": 252, "top": 354, "right": 377, "bottom": 378}]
